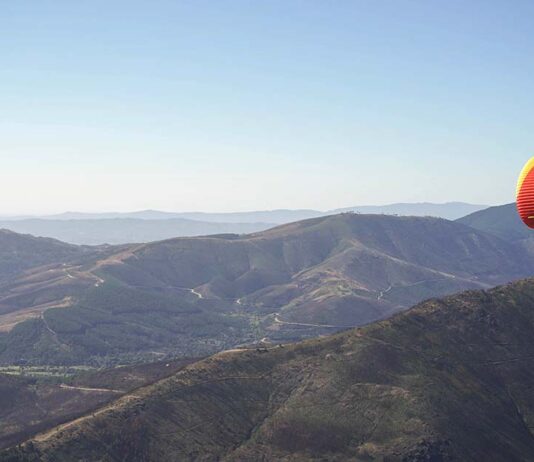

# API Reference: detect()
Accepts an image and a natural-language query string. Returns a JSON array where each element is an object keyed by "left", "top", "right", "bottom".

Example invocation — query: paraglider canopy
[{"left": 516, "top": 157, "right": 534, "bottom": 229}]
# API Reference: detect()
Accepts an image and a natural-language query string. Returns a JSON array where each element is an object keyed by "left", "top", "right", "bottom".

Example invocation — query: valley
[
  {"left": 0, "top": 208, "right": 533, "bottom": 458},
  {"left": 4, "top": 2, "right": 529, "bottom": 459},
  {"left": 0, "top": 212, "right": 531, "bottom": 366},
  {"left": 6, "top": 278, "right": 534, "bottom": 460}
]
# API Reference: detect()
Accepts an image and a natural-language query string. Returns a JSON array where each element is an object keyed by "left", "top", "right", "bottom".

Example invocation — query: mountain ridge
[
  {"left": 0, "top": 229, "right": 94, "bottom": 283},
  {"left": 456, "top": 202, "right": 532, "bottom": 242},
  {"left": 7, "top": 277, "right": 534, "bottom": 460},
  {"left": 0, "top": 202, "right": 488, "bottom": 245},
  {"left": 0, "top": 213, "right": 531, "bottom": 366}
]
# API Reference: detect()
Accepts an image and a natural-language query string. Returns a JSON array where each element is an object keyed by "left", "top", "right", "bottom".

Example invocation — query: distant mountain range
[
  {"left": 0, "top": 218, "right": 274, "bottom": 246},
  {"left": 332, "top": 201, "right": 487, "bottom": 220},
  {"left": 0, "top": 212, "right": 530, "bottom": 366},
  {"left": 3, "top": 208, "right": 534, "bottom": 459},
  {"left": 19, "top": 201, "right": 487, "bottom": 222},
  {"left": 36, "top": 202, "right": 486, "bottom": 222},
  {"left": 8, "top": 277, "right": 534, "bottom": 461},
  {"left": 42, "top": 209, "right": 322, "bottom": 223},
  {"left": 0, "top": 202, "right": 488, "bottom": 245}
]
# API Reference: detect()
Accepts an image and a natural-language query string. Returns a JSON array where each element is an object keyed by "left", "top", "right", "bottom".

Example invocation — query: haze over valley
[
  {"left": 0, "top": 204, "right": 533, "bottom": 458},
  {"left": 0, "top": 209, "right": 527, "bottom": 366},
  {"left": 8, "top": 278, "right": 534, "bottom": 461},
  {"left": 0, "top": 202, "right": 487, "bottom": 245},
  {"left": 3, "top": 1, "right": 534, "bottom": 460}
]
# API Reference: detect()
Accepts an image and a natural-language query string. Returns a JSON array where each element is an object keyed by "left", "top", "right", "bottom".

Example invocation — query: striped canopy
[{"left": 517, "top": 157, "right": 534, "bottom": 229}]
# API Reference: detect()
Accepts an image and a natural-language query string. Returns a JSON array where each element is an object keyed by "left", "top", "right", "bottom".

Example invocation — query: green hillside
[
  {"left": 7, "top": 278, "right": 534, "bottom": 460},
  {"left": 0, "top": 230, "right": 91, "bottom": 283},
  {"left": 1, "top": 213, "right": 533, "bottom": 365},
  {"left": 0, "top": 358, "right": 197, "bottom": 450}
]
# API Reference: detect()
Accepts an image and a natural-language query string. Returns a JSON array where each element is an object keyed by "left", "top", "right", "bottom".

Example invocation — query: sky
[{"left": 1, "top": 0, "right": 533, "bottom": 214}]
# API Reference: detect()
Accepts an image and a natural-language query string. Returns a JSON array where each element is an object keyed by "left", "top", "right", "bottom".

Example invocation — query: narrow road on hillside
[
  {"left": 59, "top": 384, "right": 123, "bottom": 393},
  {"left": 190, "top": 288, "right": 203, "bottom": 299},
  {"left": 63, "top": 268, "right": 74, "bottom": 279},
  {"left": 377, "top": 285, "right": 393, "bottom": 300},
  {"left": 34, "top": 394, "right": 141, "bottom": 442},
  {"left": 61, "top": 264, "right": 105, "bottom": 288},
  {"left": 375, "top": 275, "right": 478, "bottom": 301},
  {"left": 273, "top": 313, "right": 351, "bottom": 329},
  {"left": 41, "top": 313, "right": 58, "bottom": 337},
  {"left": 93, "top": 274, "right": 105, "bottom": 287},
  {"left": 116, "top": 284, "right": 206, "bottom": 299}
]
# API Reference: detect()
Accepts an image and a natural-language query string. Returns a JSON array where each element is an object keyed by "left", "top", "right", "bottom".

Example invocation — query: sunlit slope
[
  {"left": 8, "top": 279, "right": 534, "bottom": 460},
  {"left": 105, "top": 213, "right": 533, "bottom": 324},
  {"left": 0, "top": 357, "right": 197, "bottom": 451},
  {"left": 0, "top": 213, "right": 532, "bottom": 365}
]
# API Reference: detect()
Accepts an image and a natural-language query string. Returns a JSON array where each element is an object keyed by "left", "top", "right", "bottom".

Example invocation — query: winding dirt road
[{"left": 59, "top": 384, "right": 123, "bottom": 393}]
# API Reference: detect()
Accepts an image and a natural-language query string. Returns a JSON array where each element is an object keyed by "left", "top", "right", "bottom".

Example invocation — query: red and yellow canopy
[{"left": 517, "top": 157, "right": 534, "bottom": 229}]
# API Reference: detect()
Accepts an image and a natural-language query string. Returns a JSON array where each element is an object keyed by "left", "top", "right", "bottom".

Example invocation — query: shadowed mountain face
[
  {"left": 0, "top": 230, "right": 91, "bottom": 282},
  {"left": 457, "top": 203, "right": 534, "bottom": 260},
  {"left": 457, "top": 203, "right": 533, "bottom": 242},
  {"left": 102, "top": 214, "right": 533, "bottom": 321},
  {"left": 0, "top": 358, "right": 198, "bottom": 451},
  {"left": 0, "top": 213, "right": 532, "bottom": 366},
  {"left": 7, "top": 279, "right": 534, "bottom": 461}
]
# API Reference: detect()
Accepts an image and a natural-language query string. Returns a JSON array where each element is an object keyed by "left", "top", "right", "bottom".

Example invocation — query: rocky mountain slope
[
  {"left": 6, "top": 278, "right": 534, "bottom": 460},
  {"left": 0, "top": 230, "right": 91, "bottom": 283},
  {"left": 0, "top": 358, "right": 197, "bottom": 451},
  {"left": 0, "top": 213, "right": 532, "bottom": 365}
]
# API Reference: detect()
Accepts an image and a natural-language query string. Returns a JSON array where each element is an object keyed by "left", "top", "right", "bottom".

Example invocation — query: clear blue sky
[{"left": 1, "top": 0, "right": 533, "bottom": 214}]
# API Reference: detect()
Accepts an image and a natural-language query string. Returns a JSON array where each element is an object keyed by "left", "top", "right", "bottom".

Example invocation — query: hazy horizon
[
  {"left": 0, "top": 200, "right": 496, "bottom": 218},
  {"left": 3, "top": 1, "right": 533, "bottom": 214}
]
